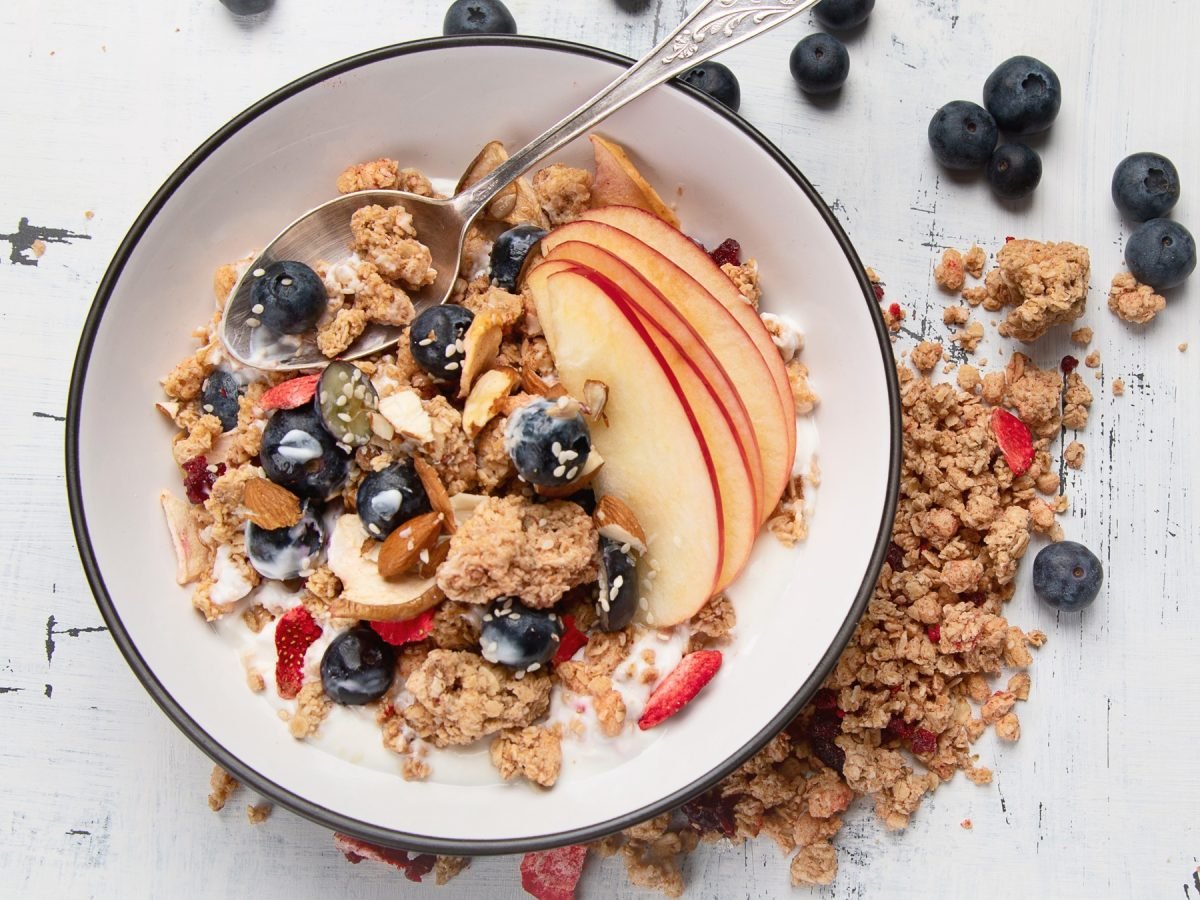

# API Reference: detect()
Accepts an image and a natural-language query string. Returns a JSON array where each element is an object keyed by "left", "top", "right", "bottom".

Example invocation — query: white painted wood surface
[{"left": 2, "top": 0, "right": 1197, "bottom": 897}]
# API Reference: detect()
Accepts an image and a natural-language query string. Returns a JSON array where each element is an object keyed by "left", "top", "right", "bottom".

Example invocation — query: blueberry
[
  {"left": 260, "top": 405, "right": 349, "bottom": 500},
  {"left": 813, "top": 0, "right": 874, "bottom": 29},
  {"left": 789, "top": 33, "right": 850, "bottom": 95},
  {"left": 1125, "top": 219, "right": 1197, "bottom": 290},
  {"left": 987, "top": 143, "right": 1042, "bottom": 199},
  {"left": 480, "top": 598, "right": 564, "bottom": 671},
  {"left": 220, "top": 0, "right": 272, "bottom": 13},
  {"left": 982, "top": 56, "right": 1061, "bottom": 135},
  {"left": 443, "top": 0, "right": 516, "bottom": 35},
  {"left": 315, "top": 362, "right": 378, "bottom": 448},
  {"left": 1032, "top": 541, "right": 1103, "bottom": 612},
  {"left": 490, "top": 225, "right": 547, "bottom": 292},
  {"left": 408, "top": 304, "right": 474, "bottom": 382},
  {"left": 678, "top": 62, "right": 742, "bottom": 112},
  {"left": 201, "top": 370, "right": 241, "bottom": 432},
  {"left": 597, "top": 537, "right": 638, "bottom": 632},
  {"left": 251, "top": 261, "right": 327, "bottom": 335},
  {"left": 504, "top": 397, "right": 591, "bottom": 487},
  {"left": 356, "top": 462, "right": 430, "bottom": 540},
  {"left": 928, "top": 101, "right": 999, "bottom": 170},
  {"left": 246, "top": 500, "right": 326, "bottom": 581},
  {"left": 320, "top": 626, "right": 395, "bottom": 705},
  {"left": 1112, "top": 152, "right": 1181, "bottom": 222}
]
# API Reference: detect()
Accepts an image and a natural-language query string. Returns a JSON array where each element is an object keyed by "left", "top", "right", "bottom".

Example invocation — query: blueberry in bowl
[
  {"left": 201, "top": 369, "right": 242, "bottom": 432},
  {"left": 356, "top": 461, "right": 431, "bottom": 540},
  {"left": 491, "top": 225, "right": 547, "bottom": 292},
  {"left": 480, "top": 598, "right": 564, "bottom": 671},
  {"left": 409, "top": 304, "right": 475, "bottom": 382},
  {"left": 596, "top": 537, "right": 638, "bottom": 632},
  {"left": 321, "top": 626, "right": 396, "bottom": 705},
  {"left": 504, "top": 397, "right": 591, "bottom": 488},
  {"left": 928, "top": 101, "right": 999, "bottom": 170},
  {"left": 246, "top": 499, "right": 326, "bottom": 581},
  {"left": 678, "top": 62, "right": 742, "bottom": 112},
  {"left": 260, "top": 405, "right": 349, "bottom": 500},
  {"left": 1112, "top": 152, "right": 1181, "bottom": 222}
]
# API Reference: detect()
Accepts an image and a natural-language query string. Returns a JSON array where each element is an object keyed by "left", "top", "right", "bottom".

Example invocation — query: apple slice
[
  {"left": 530, "top": 258, "right": 757, "bottom": 592},
  {"left": 542, "top": 217, "right": 794, "bottom": 514},
  {"left": 533, "top": 267, "right": 721, "bottom": 625},
  {"left": 588, "top": 135, "right": 680, "bottom": 229},
  {"left": 578, "top": 205, "right": 797, "bottom": 481}
]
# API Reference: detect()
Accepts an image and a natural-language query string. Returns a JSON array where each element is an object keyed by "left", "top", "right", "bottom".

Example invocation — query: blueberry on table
[
  {"left": 928, "top": 101, "right": 999, "bottom": 170},
  {"left": 982, "top": 55, "right": 1061, "bottom": 135},
  {"left": 1112, "top": 152, "right": 1181, "bottom": 222},
  {"left": 1125, "top": 219, "right": 1196, "bottom": 290},
  {"left": 250, "top": 261, "right": 327, "bottom": 335},
  {"left": 443, "top": 0, "right": 517, "bottom": 36},
  {"left": 480, "top": 598, "right": 564, "bottom": 671},
  {"left": 789, "top": 34, "right": 850, "bottom": 95},
  {"left": 315, "top": 361, "right": 378, "bottom": 448},
  {"left": 597, "top": 537, "right": 638, "bottom": 632},
  {"left": 260, "top": 405, "right": 349, "bottom": 500},
  {"left": 408, "top": 304, "right": 475, "bottom": 382},
  {"left": 490, "top": 225, "right": 547, "bottom": 292},
  {"left": 813, "top": 0, "right": 874, "bottom": 30},
  {"left": 987, "top": 143, "right": 1042, "bottom": 199},
  {"left": 356, "top": 462, "right": 431, "bottom": 540},
  {"left": 1032, "top": 541, "right": 1102, "bottom": 612},
  {"left": 201, "top": 369, "right": 242, "bottom": 432},
  {"left": 504, "top": 397, "right": 591, "bottom": 488},
  {"left": 678, "top": 62, "right": 742, "bottom": 112},
  {"left": 220, "top": 0, "right": 272, "bottom": 14},
  {"left": 320, "top": 626, "right": 395, "bottom": 705},
  {"left": 246, "top": 500, "right": 326, "bottom": 581}
]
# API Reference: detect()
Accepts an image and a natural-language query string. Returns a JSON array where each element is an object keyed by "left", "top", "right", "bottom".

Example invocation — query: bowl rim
[{"left": 65, "top": 34, "right": 901, "bottom": 856}]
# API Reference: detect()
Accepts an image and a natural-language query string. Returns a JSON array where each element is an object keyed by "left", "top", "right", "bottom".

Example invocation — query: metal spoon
[{"left": 222, "top": 0, "right": 819, "bottom": 370}]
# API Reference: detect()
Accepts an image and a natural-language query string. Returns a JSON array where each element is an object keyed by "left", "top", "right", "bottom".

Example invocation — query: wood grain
[{"left": 1, "top": 0, "right": 1196, "bottom": 897}]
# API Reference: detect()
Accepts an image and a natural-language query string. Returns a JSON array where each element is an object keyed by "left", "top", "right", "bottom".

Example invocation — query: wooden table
[{"left": 2, "top": 1, "right": 1196, "bottom": 896}]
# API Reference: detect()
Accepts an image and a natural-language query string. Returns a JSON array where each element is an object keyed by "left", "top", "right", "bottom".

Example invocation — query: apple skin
[
  {"left": 529, "top": 265, "right": 725, "bottom": 626},
  {"left": 543, "top": 215, "right": 795, "bottom": 515},
  {"left": 579, "top": 205, "right": 798, "bottom": 483}
]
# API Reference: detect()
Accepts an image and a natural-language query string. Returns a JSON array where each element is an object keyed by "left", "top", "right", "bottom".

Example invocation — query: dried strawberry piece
[
  {"left": 910, "top": 728, "right": 938, "bottom": 755},
  {"left": 709, "top": 238, "right": 742, "bottom": 267},
  {"left": 552, "top": 614, "right": 588, "bottom": 665},
  {"left": 637, "top": 649, "right": 722, "bottom": 730},
  {"left": 990, "top": 408, "right": 1035, "bottom": 476},
  {"left": 681, "top": 787, "right": 740, "bottom": 838},
  {"left": 926, "top": 624, "right": 941, "bottom": 644},
  {"left": 888, "top": 302, "right": 903, "bottom": 320},
  {"left": 181, "top": 456, "right": 225, "bottom": 504},
  {"left": 332, "top": 833, "right": 436, "bottom": 883},
  {"left": 1060, "top": 355, "right": 1079, "bottom": 374},
  {"left": 275, "top": 606, "right": 322, "bottom": 700},
  {"left": 260, "top": 373, "right": 321, "bottom": 411},
  {"left": 872, "top": 281, "right": 886, "bottom": 301},
  {"left": 519, "top": 845, "right": 588, "bottom": 900},
  {"left": 369, "top": 608, "right": 436, "bottom": 646}
]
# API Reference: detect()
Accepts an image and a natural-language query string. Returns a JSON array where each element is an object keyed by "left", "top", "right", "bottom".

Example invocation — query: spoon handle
[{"left": 455, "top": 0, "right": 819, "bottom": 217}]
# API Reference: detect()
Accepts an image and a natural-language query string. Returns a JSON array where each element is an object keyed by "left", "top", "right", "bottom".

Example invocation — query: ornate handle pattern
[{"left": 662, "top": 0, "right": 810, "bottom": 64}]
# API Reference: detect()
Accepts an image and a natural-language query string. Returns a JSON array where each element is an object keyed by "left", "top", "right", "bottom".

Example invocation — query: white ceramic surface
[{"left": 69, "top": 38, "right": 897, "bottom": 852}]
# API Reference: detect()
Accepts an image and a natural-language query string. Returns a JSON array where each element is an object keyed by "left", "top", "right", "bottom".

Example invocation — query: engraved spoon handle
[{"left": 454, "top": 0, "right": 819, "bottom": 218}]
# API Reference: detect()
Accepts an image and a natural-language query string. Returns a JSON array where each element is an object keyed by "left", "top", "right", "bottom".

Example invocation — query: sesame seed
[
  {"left": 419, "top": 549, "right": 429, "bottom": 563},
  {"left": 354, "top": 385, "right": 366, "bottom": 399},
  {"left": 319, "top": 391, "right": 328, "bottom": 404},
  {"left": 418, "top": 337, "right": 434, "bottom": 347},
  {"left": 557, "top": 396, "right": 569, "bottom": 408},
  {"left": 335, "top": 395, "right": 347, "bottom": 407},
  {"left": 341, "top": 382, "right": 354, "bottom": 397},
  {"left": 639, "top": 598, "right": 649, "bottom": 611},
  {"left": 202, "top": 403, "right": 214, "bottom": 413},
  {"left": 444, "top": 344, "right": 457, "bottom": 358},
  {"left": 252, "top": 267, "right": 265, "bottom": 277},
  {"left": 560, "top": 450, "right": 579, "bottom": 462},
  {"left": 280, "top": 277, "right": 293, "bottom": 286},
  {"left": 246, "top": 317, "right": 260, "bottom": 328},
  {"left": 645, "top": 613, "right": 656, "bottom": 625},
  {"left": 553, "top": 465, "right": 566, "bottom": 478},
  {"left": 514, "top": 670, "right": 526, "bottom": 680},
  {"left": 550, "top": 633, "right": 561, "bottom": 641},
  {"left": 206, "top": 464, "right": 218, "bottom": 474},
  {"left": 599, "top": 594, "right": 610, "bottom": 612},
  {"left": 445, "top": 362, "right": 460, "bottom": 371},
  {"left": 552, "top": 442, "right": 562, "bottom": 456},
  {"left": 367, "top": 523, "right": 381, "bottom": 535},
  {"left": 547, "top": 613, "right": 557, "bottom": 622},
  {"left": 527, "top": 663, "right": 541, "bottom": 673},
  {"left": 251, "top": 303, "right": 264, "bottom": 315},
  {"left": 566, "top": 467, "right": 578, "bottom": 480},
  {"left": 620, "top": 542, "right": 631, "bottom": 554},
  {"left": 455, "top": 339, "right": 465, "bottom": 353},
  {"left": 508, "top": 611, "right": 520, "bottom": 620},
  {"left": 337, "top": 412, "right": 351, "bottom": 422},
  {"left": 483, "top": 614, "right": 493, "bottom": 623}
]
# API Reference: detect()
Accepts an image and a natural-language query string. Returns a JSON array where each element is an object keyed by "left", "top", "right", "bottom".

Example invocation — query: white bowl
[{"left": 67, "top": 37, "right": 899, "bottom": 854}]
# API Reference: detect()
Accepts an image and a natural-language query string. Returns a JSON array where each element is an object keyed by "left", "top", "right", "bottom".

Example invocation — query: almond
[
  {"left": 520, "top": 360, "right": 568, "bottom": 400},
  {"left": 534, "top": 449, "right": 605, "bottom": 499},
  {"left": 458, "top": 310, "right": 505, "bottom": 398},
  {"left": 413, "top": 456, "right": 457, "bottom": 534},
  {"left": 378, "top": 389, "right": 433, "bottom": 443},
  {"left": 416, "top": 539, "right": 452, "bottom": 578},
  {"left": 581, "top": 379, "right": 609, "bottom": 424},
  {"left": 243, "top": 478, "right": 302, "bottom": 530},
  {"left": 594, "top": 494, "right": 647, "bottom": 554},
  {"left": 377, "top": 511, "right": 443, "bottom": 579},
  {"left": 462, "top": 365, "right": 519, "bottom": 439}
]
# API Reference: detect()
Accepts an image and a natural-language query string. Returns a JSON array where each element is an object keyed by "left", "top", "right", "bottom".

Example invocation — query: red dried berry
[
  {"left": 812, "top": 688, "right": 839, "bottom": 711},
  {"left": 709, "top": 238, "right": 742, "bottom": 267},
  {"left": 181, "top": 456, "right": 225, "bottom": 504},
  {"left": 333, "top": 833, "right": 436, "bottom": 882},
  {"left": 808, "top": 711, "right": 846, "bottom": 773},
  {"left": 682, "top": 788, "right": 741, "bottom": 838},
  {"left": 888, "top": 302, "right": 903, "bottom": 320},
  {"left": 885, "top": 714, "right": 915, "bottom": 740},
  {"left": 1005, "top": 235, "right": 1016, "bottom": 243},
  {"left": 260, "top": 373, "right": 321, "bottom": 411},
  {"left": 552, "top": 614, "right": 588, "bottom": 665},
  {"left": 873, "top": 281, "right": 886, "bottom": 301},
  {"left": 963, "top": 591, "right": 988, "bottom": 606},
  {"left": 1060, "top": 355, "right": 1079, "bottom": 374},
  {"left": 519, "top": 845, "right": 588, "bottom": 900},
  {"left": 910, "top": 728, "right": 938, "bottom": 755},
  {"left": 274, "top": 606, "right": 322, "bottom": 700},
  {"left": 926, "top": 624, "right": 941, "bottom": 644},
  {"left": 886, "top": 541, "right": 906, "bottom": 571},
  {"left": 637, "top": 650, "right": 722, "bottom": 730},
  {"left": 369, "top": 608, "right": 437, "bottom": 646},
  {"left": 990, "top": 408, "right": 1035, "bottom": 476}
]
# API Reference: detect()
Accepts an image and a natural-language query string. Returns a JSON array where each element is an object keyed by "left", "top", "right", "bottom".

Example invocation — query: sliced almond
[
  {"left": 160, "top": 490, "right": 210, "bottom": 585},
  {"left": 462, "top": 366, "right": 519, "bottom": 439},
  {"left": 413, "top": 456, "right": 457, "bottom": 535},
  {"left": 594, "top": 494, "right": 647, "bottom": 554},
  {"left": 534, "top": 449, "right": 605, "bottom": 499},
  {"left": 155, "top": 400, "right": 181, "bottom": 421},
  {"left": 520, "top": 360, "right": 568, "bottom": 399},
  {"left": 416, "top": 539, "right": 452, "bottom": 578},
  {"left": 327, "top": 513, "right": 445, "bottom": 621},
  {"left": 378, "top": 389, "right": 433, "bottom": 444},
  {"left": 377, "top": 511, "right": 443, "bottom": 579},
  {"left": 242, "top": 478, "right": 302, "bottom": 530},
  {"left": 370, "top": 410, "right": 395, "bottom": 441},
  {"left": 582, "top": 379, "right": 609, "bottom": 425},
  {"left": 458, "top": 310, "right": 504, "bottom": 398},
  {"left": 331, "top": 582, "right": 445, "bottom": 622}
]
